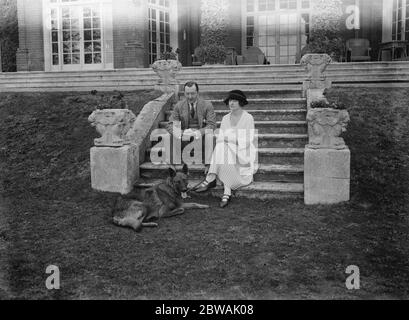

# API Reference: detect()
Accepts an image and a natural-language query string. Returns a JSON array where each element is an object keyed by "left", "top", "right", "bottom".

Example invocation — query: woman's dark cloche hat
[{"left": 224, "top": 90, "right": 248, "bottom": 106}]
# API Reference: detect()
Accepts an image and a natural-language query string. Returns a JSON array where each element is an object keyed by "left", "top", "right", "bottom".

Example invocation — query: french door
[
  {"left": 46, "top": 0, "right": 105, "bottom": 71},
  {"left": 148, "top": 0, "right": 171, "bottom": 65},
  {"left": 244, "top": 0, "right": 310, "bottom": 64}
]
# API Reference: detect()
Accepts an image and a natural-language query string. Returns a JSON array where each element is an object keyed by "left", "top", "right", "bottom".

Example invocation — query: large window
[
  {"left": 392, "top": 0, "right": 409, "bottom": 41},
  {"left": 148, "top": 0, "right": 171, "bottom": 64},
  {"left": 47, "top": 0, "right": 103, "bottom": 69}
]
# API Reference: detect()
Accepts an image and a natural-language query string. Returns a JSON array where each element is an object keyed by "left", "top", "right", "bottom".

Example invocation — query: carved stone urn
[
  {"left": 151, "top": 59, "right": 182, "bottom": 85},
  {"left": 306, "top": 107, "right": 350, "bottom": 149},
  {"left": 88, "top": 109, "right": 136, "bottom": 147}
]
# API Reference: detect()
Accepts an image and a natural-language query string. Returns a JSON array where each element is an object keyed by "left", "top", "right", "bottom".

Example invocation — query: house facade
[{"left": 15, "top": 0, "right": 408, "bottom": 71}]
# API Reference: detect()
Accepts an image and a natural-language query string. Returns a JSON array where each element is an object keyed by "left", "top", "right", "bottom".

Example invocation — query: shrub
[
  {"left": 310, "top": 99, "right": 346, "bottom": 110},
  {"left": 197, "top": 44, "right": 227, "bottom": 65},
  {"left": 301, "top": 0, "right": 346, "bottom": 62},
  {"left": 158, "top": 47, "right": 178, "bottom": 61},
  {"left": 199, "top": 0, "right": 229, "bottom": 64}
]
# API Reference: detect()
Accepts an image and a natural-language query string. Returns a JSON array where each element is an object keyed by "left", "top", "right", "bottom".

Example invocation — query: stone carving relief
[
  {"left": 301, "top": 53, "right": 333, "bottom": 105},
  {"left": 88, "top": 109, "right": 137, "bottom": 147},
  {"left": 306, "top": 108, "right": 350, "bottom": 149},
  {"left": 301, "top": 53, "right": 332, "bottom": 80},
  {"left": 152, "top": 59, "right": 182, "bottom": 94}
]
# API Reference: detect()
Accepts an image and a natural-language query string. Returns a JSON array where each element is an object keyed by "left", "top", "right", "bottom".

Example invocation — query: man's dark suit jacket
[{"left": 166, "top": 97, "right": 216, "bottom": 136}]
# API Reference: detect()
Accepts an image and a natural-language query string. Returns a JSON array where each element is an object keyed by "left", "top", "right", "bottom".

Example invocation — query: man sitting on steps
[{"left": 166, "top": 81, "right": 216, "bottom": 171}]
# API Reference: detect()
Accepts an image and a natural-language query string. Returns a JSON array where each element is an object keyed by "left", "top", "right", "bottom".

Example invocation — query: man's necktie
[{"left": 190, "top": 103, "right": 195, "bottom": 119}]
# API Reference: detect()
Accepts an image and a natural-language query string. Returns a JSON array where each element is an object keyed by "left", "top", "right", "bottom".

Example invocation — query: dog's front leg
[
  {"left": 113, "top": 216, "right": 143, "bottom": 232},
  {"left": 181, "top": 203, "right": 210, "bottom": 209}
]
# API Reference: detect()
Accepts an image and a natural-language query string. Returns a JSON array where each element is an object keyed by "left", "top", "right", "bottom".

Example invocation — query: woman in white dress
[{"left": 195, "top": 90, "right": 258, "bottom": 207}]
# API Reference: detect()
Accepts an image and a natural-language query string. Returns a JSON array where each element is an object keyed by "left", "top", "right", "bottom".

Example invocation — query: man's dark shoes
[{"left": 194, "top": 179, "right": 216, "bottom": 193}]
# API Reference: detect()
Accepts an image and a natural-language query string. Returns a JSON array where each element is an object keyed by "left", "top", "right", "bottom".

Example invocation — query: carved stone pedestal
[
  {"left": 90, "top": 145, "right": 139, "bottom": 194},
  {"left": 304, "top": 148, "right": 350, "bottom": 205},
  {"left": 300, "top": 53, "right": 332, "bottom": 107},
  {"left": 88, "top": 109, "right": 139, "bottom": 194}
]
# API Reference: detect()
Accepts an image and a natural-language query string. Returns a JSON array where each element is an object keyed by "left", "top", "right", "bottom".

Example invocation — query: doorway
[{"left": 243, "top": 0, "right": 310, "bottom": 64}]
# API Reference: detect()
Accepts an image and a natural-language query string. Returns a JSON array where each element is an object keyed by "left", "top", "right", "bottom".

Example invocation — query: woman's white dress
[{"left": 208, "top": 110, "right": 258, "bottom": 190}]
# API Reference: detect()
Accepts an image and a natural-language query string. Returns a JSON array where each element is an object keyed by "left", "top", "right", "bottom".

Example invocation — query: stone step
[
  {"left": 134, "top": 178, "right": 304, "bottom": 200},
  {"left": 210, "top": 98, "right": 306, "bottom": 110},
  {"left": 257, "top": 148, "right": 304, "bottom": 165},
  {"left": 257, "top": 134, "right": 308, "bottom": 148},
  {"left": 180, "top": 88, "right": 304, "bottom": 99},
  {"left": 148, "top": 133, "right": 307, "bottom": 149},
  {"left": 140, "top": 162, "right": 304, "bottom": 183},
  {"left": 159, "top": 120, "right": 308, "bottom": 134},
  {"left": 165, "top": 109, "right": 307, "bottom": 122},
  {"left": 2, "top": 62, "right": 409, "bottom": 93},
  {"left": 145, "top": 147, "right": 304, "bottom": 165}
]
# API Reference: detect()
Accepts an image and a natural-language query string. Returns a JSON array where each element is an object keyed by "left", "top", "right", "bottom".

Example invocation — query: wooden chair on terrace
[
  {"left": 236, "top": 46, "right": 266, "bottom": 65},
  {"left": 346, "top": 38, "right": 372, "bottom": 62}
]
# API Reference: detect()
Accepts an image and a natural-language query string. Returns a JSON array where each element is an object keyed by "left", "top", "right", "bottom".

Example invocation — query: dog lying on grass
[{"left": 112, "top": 164, "right": 209, "bottom": 231}]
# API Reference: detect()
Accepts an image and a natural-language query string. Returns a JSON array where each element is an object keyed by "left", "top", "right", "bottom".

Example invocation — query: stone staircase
[
  {"left": 136, "top": 88, "right": 307, "bottom": 199},
  {"left": 2, "top": 62, "right": 409, "bottom": 93}
]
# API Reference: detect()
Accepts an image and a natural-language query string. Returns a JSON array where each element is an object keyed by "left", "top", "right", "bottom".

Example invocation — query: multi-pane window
[
  {"left": 61, "top": 6, "right": 81, "bottom": 65},
  {"left": 48, "top": 0, "right": 102, "bottom": 67},
  {"left": 259, "top": 0, "right": 275, "bottom": 11},
  {"left": 393, "top": 0, "right": 404, "bottom": 40},
  {"left": 246, "top": 16, "right": 255, "bottom": 47},
  {"left": 148, "top": 0, "right": 170, "bottom": 7},
  {"left": 406, "top": 0, "right": 409, "bottom": 40},
  {"left": 244, "top": 0, "right": 310, "bottom": 64},
  {"left": 51, "top": 8, "right": 59, "bottom": 65},
  {"left": 148, "top": 0, "right": 171, "bottom": 64},
  {"left": 280, "top": 0, "right": 297, "bottom": 10},
  {"left": 83, "top": 6, "right": 101, "bottom": 64},
  {"left": 301, "top": 0, "right": 310, "bottom": 9},
  {"left": 247, "top": 0, "right": 255, "bottom": 12},
  {"left": 148, "top": 8, "right": 157, "bottom": 64}
]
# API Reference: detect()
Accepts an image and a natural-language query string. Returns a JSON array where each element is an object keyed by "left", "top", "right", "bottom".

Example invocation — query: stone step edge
[
  {"left": 150, "top": 133, "right": 308, "bottom": 139},
  {"left": 139, "top": 162, "right": 304, "bottom": 173},
  {"left": 165, "top": 109, "right": 307, "bottom": 115},
  {"left": 135, "top": 179, "right": 304, "bottom": 193},
  {"left": 209, "top": 98, "right": 306, "bottom": 103},
  {"left": 160, "top": 120, "right": 307, "bottom": 127},
  {"left": 146, "top": 147, "right": 305, "bottom": 155}
]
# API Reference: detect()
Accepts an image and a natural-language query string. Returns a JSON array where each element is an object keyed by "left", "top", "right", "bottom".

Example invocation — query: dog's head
[{"left": 168, "top": 164, "right": 189, "bottom": 198}]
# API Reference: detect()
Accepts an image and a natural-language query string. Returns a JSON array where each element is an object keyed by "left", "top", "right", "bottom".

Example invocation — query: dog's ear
[
  {"left": 182, "top": 163, "right": 189, "bottom": 175},
  {"left": 168, "top": 166, "right": 177, "bottom": 177}
]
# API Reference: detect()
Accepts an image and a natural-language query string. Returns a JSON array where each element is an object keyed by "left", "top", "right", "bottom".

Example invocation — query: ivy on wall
[
  {"left": 302, "top": 0, "right": 346, "bottom": 61},
  {"left": 197, "top": 0, "right": 229, "bottom": 64},
  {"left": 0, "top": 0, "right": 18, "bottom": 72}
]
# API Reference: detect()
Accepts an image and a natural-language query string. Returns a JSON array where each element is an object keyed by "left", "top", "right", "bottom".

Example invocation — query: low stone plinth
[
  {"left": 304, "top": 147, "right": 350, "bottom": 205},
  {"left": 90, "top": 145, "right": 139, "bottom": 194}
]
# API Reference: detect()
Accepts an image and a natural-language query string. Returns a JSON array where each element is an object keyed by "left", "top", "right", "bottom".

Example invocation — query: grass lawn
[{"left": 1, "top": 89, "right": 409, "bottom": 300}]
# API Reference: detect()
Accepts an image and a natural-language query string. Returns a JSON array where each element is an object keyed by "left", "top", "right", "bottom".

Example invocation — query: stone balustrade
[{"left": 89, "top": 93, "right": 175, "bottom": 194}]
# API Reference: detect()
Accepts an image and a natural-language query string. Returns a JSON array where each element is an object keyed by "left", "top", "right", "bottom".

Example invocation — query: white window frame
[
  {"left": 392, "top": 0, "right": 408, "bottom": 41},
  {"left": 241, "top": 0, "right": 310, "bottom": 64},
  {"left": 42, "top": 0, "right": 113, "bottom": 71}
]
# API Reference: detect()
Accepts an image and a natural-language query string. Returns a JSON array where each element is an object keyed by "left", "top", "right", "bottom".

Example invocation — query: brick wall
[
  {"left": 16, "top": 0, "right": 44, "bottom": 71},
  {"left": 112, "top": 0, "right": 149, "bottom": 68}
]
